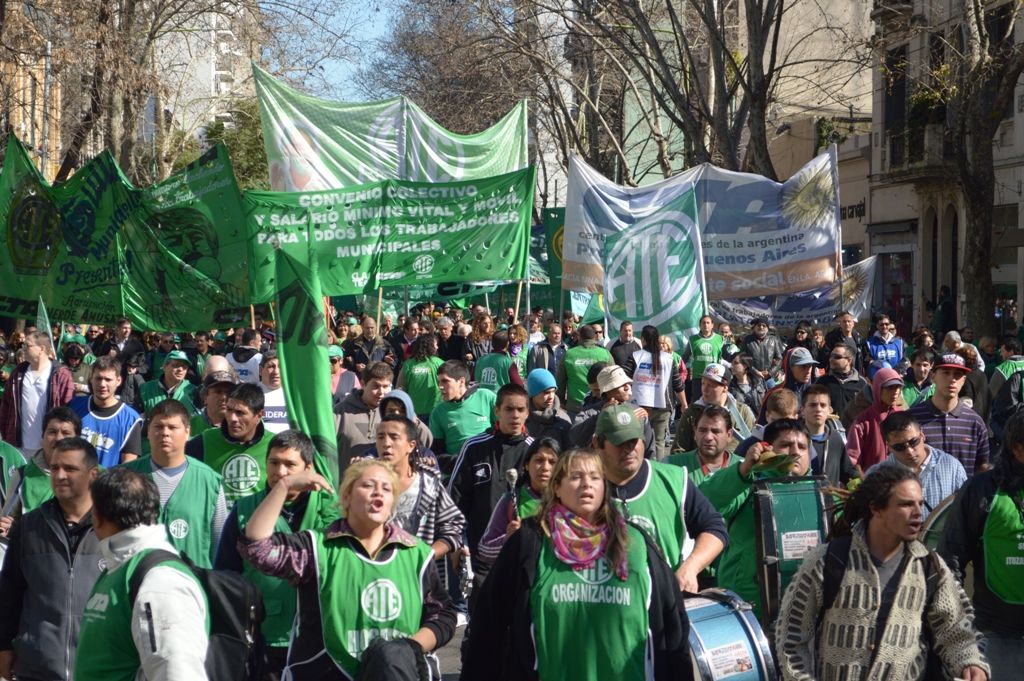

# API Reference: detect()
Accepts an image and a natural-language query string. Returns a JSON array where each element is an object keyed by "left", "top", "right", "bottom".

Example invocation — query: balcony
[{"left": 883, "top": 123, "right": 955, "bottom": 182}]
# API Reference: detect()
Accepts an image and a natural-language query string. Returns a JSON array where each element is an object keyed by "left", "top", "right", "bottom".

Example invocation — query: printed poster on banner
[
  {"left": 253, "top": 65, "right": 528, "bottom": 189},
  {"left": 601, "top": 182, "right": 706, "bottom": 346},
  {"left": 710, "top": 256, "right": 877, "bottom": 332},
  {"left": 244, "top": 167, "right": 535, "bottom": 302},
  {"left": 562, "top": 149, "right": 841, "bottom": 299}
]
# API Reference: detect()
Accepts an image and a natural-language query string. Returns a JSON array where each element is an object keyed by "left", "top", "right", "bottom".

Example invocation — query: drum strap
[{"left": 819, "top": 536, "right": 943, "bottom": 680}]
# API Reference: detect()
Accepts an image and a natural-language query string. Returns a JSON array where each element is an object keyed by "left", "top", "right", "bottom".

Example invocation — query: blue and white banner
[{"left": 563, "top": 149, "right": 842, "bottom": 299}]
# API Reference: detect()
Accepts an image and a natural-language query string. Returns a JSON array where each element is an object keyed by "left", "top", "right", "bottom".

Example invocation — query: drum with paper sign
[
  {"left": 685, "top": 588, "right": 776, "bottom": 681},
  {"left": 753, "top": 476, "right": 831, "bottom": 628}
]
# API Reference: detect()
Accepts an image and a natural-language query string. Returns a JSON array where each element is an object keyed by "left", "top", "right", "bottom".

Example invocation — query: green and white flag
[
  {"left": 253, "top": 65, "right": 529, "bottom": 190},
  {"left": 244, "top": 168, "right": 535, "bottom": 302},
  {"left": 274, "top": 247, "right": 338, "bottom": 485},
  {"left": 601, "top": 182, "right": 706, "bottom": 345}
]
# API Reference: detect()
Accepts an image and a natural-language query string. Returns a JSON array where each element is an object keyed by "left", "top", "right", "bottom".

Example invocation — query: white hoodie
[{"left": 98, "top": 523, "right": 209, "bottom": 681}]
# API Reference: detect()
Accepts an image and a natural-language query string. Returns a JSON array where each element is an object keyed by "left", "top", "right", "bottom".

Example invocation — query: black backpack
[
  {"left": 129, "top": 549, "right": 266, "bottom": 681},
  {"left": 820, "top": 535, "right": 947, "bottom": 681}
]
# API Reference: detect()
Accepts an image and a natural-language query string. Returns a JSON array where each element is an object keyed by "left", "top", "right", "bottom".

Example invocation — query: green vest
[
  {"left": 123, "top": 456, "right": 223, "bottom": 568},
  {"left": 614, "top": 461, "right": 690, "bottom": 569},
  {"left": 983, "top": 490, "right": 1024, "bottom": 604},
  {"left": 75, "top": 549, "right": 208, "bottom": 681},
  {"left": 313, "top": 530, "right": 434, "bottom": 675},
  {"left": 687, "top": 333, "right": 724, "bottom": 375},
  {"left": 19, "top": 459, "right": 53, "bottom": 513},
  {"left": 190, "top": 411, "right": 217, "bottom": 438},
  {"left": 996, "top": 357, "right": 1024, "bottom": 381},
  {"left": 199, "top": 426, "right": 274, "bottom": 505},
  {"left": 563, "top": 344, "right": 613, "bottom": 407},
  {"left": 530, "top": 525, "right": 651, "bottom": 681},
  {"left": 664, "top": 449, "right": 743, "bottom": 487},
  {"left": 517, "top": 488, "right": 541, "bottom": 519},
  {"left": 139, "top": 378, "right": 198, "bottom": 416},
  {"left": 234, "top": 488, "right": 340, "bottom": 647},
  {"left": 474, "top": 352, "right": 514, "bottom": 393},
  {"left": 0, "top": 443, "right": 26, "bottom": 504},
  {"left": 402, "top": 357, "right": 443, "bottom": 416}
]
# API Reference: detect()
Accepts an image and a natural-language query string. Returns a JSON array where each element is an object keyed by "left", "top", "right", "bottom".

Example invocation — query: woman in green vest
[
  {"left": 477, "top": 437, "right": 561, "bottom": 566},
  {"left": 462, "top": 449, "right": 692, "bottom": 681},
  {"left": 239, "top": 458, "right": 457, "bottom": 680}
]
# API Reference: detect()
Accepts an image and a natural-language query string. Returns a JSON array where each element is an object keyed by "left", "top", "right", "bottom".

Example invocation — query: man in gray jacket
[{"left": 0, "top": 437, "right": 102, "bottom": 681}]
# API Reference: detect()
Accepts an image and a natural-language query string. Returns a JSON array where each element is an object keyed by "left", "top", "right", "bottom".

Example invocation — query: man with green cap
[
  {"left": 139, "top": 349, "right": 199, "bottom": 416},
  {"left": 593, "top": 403, "right": 728, "bottom": 592}
]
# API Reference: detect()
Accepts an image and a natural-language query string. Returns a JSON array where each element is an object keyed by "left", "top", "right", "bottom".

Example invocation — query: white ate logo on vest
[
  {"left": 85, "top": 593, "right": 110, "bottom": 613},
  {"left": 575, "top": 558, "right": 613, "bottom": 585},
  {"left": 480, "top": 367, "right": 497, "bottom": 386},
  {"left": 223, "top": 453, "right": 261, "bottom": 494},
  {"left": 361, "top": 579, "right": 403, "bottom": 622},
  {"left": 169, "top": 519, "right": 190, "bottom": 539}
]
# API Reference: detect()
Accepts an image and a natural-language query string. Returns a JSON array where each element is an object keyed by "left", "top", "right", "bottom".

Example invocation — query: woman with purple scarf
[{"left": 461, "top": 449, "right": 692, "bottom": 681}]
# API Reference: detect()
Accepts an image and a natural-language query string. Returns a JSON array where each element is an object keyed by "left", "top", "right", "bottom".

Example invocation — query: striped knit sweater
[{"left": 776, "top": 524, "right": 989, "bottom": 681}]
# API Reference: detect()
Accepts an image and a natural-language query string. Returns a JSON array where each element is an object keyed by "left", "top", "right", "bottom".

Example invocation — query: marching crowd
[{"left": 0, "top": 302, "right": 1020, "bottom": 681}]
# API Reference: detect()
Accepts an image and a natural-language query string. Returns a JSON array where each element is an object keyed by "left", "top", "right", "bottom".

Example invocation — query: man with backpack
[
  {"left": 939, "top": 410, "right": 1024, "bottom": 680},
  {"left": 76, "top": 466, "right": 210, "bottom": 680},
  {"left": 775, "top": 465, "right": 988, "bottom": 681}
]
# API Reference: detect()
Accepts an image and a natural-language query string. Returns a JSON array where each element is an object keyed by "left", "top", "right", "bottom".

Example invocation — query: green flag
[
  {"left": 274, "top": 247, "right": 337, "bottom": 485},
  {"left": 602, "top": 181, "right": 706, "bottom": 347},
  {"left": 35, "top": 296, "right": 52, "bottom": 346},
  {"left": 253, "top": 64, "right": 528, "bottom": 189}
]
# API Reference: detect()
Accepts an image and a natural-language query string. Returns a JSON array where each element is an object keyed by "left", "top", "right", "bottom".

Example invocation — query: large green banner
[
  {"left": 253, "top": 65, "right": 529, "bottom": 190},
  {"left": 244, "top": 167, "right": 535, "bottom": 302},
  {"left": 0, "top": 137, "right": 250, "bottom": 329}
]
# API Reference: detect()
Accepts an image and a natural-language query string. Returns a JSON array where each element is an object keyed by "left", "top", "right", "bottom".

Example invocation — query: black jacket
[
  {"left": 815, "top": 371, "right": 869, "bottom": 423},
  {"left": 448, "top": 428, "right": 533, "bottom": 550},
  {"left": 461, "top": 517, "right": 692, "bottom": 681},
  {"left": 0, "top": 499, "right": 103, "bottom": 681}
]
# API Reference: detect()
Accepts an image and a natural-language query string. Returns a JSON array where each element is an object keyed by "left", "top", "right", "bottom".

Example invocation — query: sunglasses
[
  {"left": 890, "top": 436, "right": 922, "bottom": 452},
  {"left": 830, "top": 353, "right": 849, "bottom": 360},
  {"left": 330, "top": 357, "right": 341, "bottom": 364}
]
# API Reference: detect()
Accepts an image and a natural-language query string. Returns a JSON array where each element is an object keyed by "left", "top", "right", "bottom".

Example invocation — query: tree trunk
[{"left": 958, "top": 112, "right": 997, "bottom": 337}]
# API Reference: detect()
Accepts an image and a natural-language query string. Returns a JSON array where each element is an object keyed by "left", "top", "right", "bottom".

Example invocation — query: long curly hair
[
  {"left": 830, "top": 464, "right": 919, "bottom": 538},
  {"left": 471, "top": 314, "right": 494, "bottom": 344}
]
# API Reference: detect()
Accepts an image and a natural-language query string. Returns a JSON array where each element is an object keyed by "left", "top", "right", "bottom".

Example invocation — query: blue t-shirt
[{"left": 71, "top": 396, "right": 143, "bottom": 467}]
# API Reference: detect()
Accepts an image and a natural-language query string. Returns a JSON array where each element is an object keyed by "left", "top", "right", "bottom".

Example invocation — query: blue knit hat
[{"left": 526, "top": 369, "right": 557, "bottom": 397}]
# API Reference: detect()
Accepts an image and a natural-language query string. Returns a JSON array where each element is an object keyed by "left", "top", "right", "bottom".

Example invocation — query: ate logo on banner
[{"left": 605, "top": 211, "right": 698, "bottom": 326}]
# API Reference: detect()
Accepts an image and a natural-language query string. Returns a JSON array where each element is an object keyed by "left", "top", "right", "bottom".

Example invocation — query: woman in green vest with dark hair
[
  {"left": 477, "top": 436, "right": 562, "bottom": 566},
  {"left": 239, "top": 458, "right": 457, "bottom": 680},
  {"left": 462, "top": 449, "right": 692, "bottom": 681},
  {"left": 396, "top": 334, "right": 444, "bottom": 423}
]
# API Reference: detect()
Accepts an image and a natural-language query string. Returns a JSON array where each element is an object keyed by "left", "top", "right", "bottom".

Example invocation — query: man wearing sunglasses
[{"left": 867, "top": 411, "right": 967, "bottom": 520}]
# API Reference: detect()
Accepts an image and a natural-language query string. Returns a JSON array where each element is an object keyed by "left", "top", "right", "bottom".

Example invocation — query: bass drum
[{"left": 685, "top": 588, "right": 777, "bottom": 681}]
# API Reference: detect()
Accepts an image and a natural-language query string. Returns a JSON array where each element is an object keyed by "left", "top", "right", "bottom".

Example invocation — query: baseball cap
[
  {"left": 880, "top": 375, "right": 905, "bottom": 388},
  {"left": 202, "top": 370, "right": 236, "bottom": 390},
  {"left": 934, "top": 353, "right": 970, "bottom": 372},
  {"left": 328, "top": 344, "right": 344, "bottom": 359},
  {"left": 164, "top": 349, "right": 191, "bottom": 367},
  {"left": 526, "top": 369, "right": 557, "bottom": 397},
  {"left": 701, "top": 363, "right": 729, "bottom": 386},
  {"left": 595, "top": 405, "right": 644, "bottom": 445},
  {"left": 788, "top": 347, "right": 820, "bottom": 366},
  {"left": 597, "top": 365, "right": 632, "bottom": 394}
]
